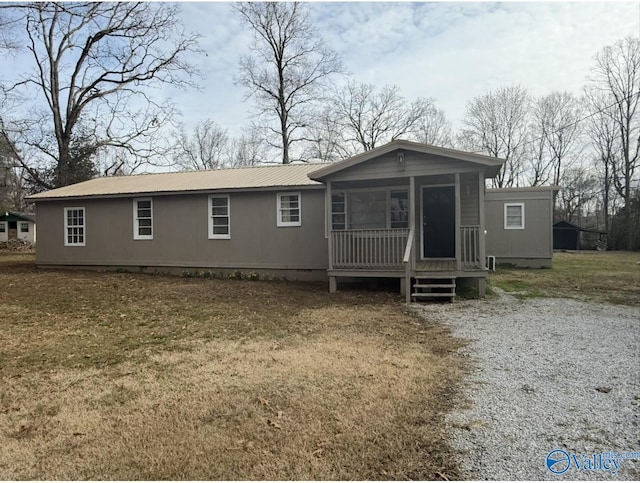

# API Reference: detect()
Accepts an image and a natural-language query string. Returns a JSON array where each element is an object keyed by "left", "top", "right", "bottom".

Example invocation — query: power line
[{"left": 519, "top": 89, "right": 640, "bottom": 153}]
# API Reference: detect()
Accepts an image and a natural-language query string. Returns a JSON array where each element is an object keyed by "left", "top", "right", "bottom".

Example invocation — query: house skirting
[
  {"left": 494, "top": 257, "right": 552, "bottom": 269},
  {"left": 35, "top": 264, "right": 329, "bottom": 282}
]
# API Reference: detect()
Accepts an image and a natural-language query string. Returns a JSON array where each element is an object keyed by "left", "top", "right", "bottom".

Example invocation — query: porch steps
[{"left": 411, "top": 276, "right": 456, "bottom": 302}]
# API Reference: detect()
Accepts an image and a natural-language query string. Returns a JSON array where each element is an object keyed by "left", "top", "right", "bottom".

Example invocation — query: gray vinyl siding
[
  {"left": 35, "top": 189, "right": 328, "bottom": 270},
  {"left": 327, "top": 151, "right": 493, "bottom": 182},
  {"left": 485, "top": 188, "right": 555, "bottom": 265}
]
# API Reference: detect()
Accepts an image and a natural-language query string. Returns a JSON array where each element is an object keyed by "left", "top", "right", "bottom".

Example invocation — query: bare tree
[
  {"left": 459, "top": 85, "right": 530, "bottom": 188},
  {"left": 527, "top": 92, "right": 583, "bottom": 187},
  {"left": 331, "top": 82, "right": 436, "bottom": 151},
  {"left": 226, "top": 127, "right": 269, "bottom": 167},
  {"left": 235, "top": 2, "right": 342, "bottom": 164},
  {"left": 171, "top": 120, "right": 229, "bottom": 171},
  {"left": 301, "top": 107, "right": 352, "bottom": 163},
  {"left": 557, "top": 166, "right": 598, "bottom": 224},
  {"left": 416, "top": 105, "right": 453, "bottom": 147},
  {"left": 0, "top": 2, "right": 199, "bottom": 190},
  {"left": 585, "top": 90, "right": 619, "bottom": 234},
  {"left": 587, "top": 37, "right": 640, "bottom": 249}
]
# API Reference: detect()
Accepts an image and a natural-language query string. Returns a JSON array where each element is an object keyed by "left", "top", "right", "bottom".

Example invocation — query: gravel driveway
[{"left": 414, "top": 293, "right": 639, "bottom": 480}]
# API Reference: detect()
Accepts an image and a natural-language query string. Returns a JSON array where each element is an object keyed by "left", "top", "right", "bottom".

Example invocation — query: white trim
[
  {"left": 330, "top": 190, "right": 347, "bottom": 230},
  {"left": 277, "top": 192, "right": 302, "bottom": 227},
  {"left": 64, "top": 207, "right": 86, "bottom": 246},
  {"left": 504, "top": 202, "right": 525, "bottom": 230},
  {"left": 133, "top": 197, "right": 153, "bottom": 240},
  {"left": 208, "top": 194, "right": 231, "bottom": 239}
]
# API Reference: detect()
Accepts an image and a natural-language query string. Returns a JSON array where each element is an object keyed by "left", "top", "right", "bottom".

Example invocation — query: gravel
[{"left": 413, "top": 292, "right": 640, "bottom": 480}]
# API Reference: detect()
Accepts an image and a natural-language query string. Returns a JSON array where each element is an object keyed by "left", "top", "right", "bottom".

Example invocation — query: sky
[
  {"left": 1, "top": 1, "right": 639, "bottom": 159},
  {"left": 165, "top": 1, "right": 640, "bottom": 138}
]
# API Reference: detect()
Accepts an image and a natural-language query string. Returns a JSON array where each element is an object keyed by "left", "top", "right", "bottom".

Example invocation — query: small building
[
  {"left": 0, "top": 211, "right": 36, "bottom": 243},
  {"left": 26, "top": 140, "right": 556, "bottom": 301},
  {"left": 485, "top": 187, "right": 558, "bottom": 268},
  {"left": 553, "top": 220, "right": 607, "bottom": 250}
]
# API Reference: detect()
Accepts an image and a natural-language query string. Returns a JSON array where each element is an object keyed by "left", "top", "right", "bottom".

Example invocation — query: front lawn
[{"left": 0, "top": 253, "right": 463, "bottom": 480}]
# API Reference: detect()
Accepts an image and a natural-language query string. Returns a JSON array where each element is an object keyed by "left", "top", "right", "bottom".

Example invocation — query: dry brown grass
[
  {"left": 0, "top": 253, "right": 464, "bottom": 480},
  {"left": 490, "top": 251, "right": 640, "bottom": 305}
]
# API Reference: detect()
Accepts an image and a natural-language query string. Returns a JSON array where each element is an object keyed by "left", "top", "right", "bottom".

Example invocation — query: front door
[
  {"left": 8, "top": 221, "right": 17, "bottom": 240},
  {"left": 422, "top": 186, "right": 455, "bottom": 258}
]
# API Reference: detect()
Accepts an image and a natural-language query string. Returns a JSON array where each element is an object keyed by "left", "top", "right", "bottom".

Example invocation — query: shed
[{"left": 553, "top": 220, "right": 607, "bottom": 250}]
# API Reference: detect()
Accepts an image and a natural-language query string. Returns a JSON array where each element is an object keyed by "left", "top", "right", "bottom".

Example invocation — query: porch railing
[
  {"left": 332, "top": 228, "right": 409, "bottom": 269},
  {"left": 461, "top": 225, "right": 482, "bottom": 269},
  {"left": 331, "top": 226, "right": 482, "bottom": 270}
]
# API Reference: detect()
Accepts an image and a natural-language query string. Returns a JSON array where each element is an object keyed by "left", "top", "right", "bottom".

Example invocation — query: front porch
[
  {"left": 307, "top": 140, "right": 502, "bottom": 302},
  {"left": 327, "top": 225, "right": 487, "bottom": 302}
]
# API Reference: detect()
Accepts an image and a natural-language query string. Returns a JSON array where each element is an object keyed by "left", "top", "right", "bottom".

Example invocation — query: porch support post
[
  {"left": 410, "top": 176, "right": 417, "bottom": 270},
  {"left": 455, "top": 173, "right": 462, "bottom": 271},
  {"left": 327, "top": 180, "right": 333, "bottom": 271},
  {"left": 407, "top": 176, "right": 416, "bottom": 303},
  {"left": 478, "top": 170, "right": 486, "bottom": 268},
  {"left": 329, "top": 276, "right": 337, "bottom": 294}
]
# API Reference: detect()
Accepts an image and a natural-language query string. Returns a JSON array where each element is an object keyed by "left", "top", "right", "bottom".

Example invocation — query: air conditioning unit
[{"left": 486, "top": 255, "right": 496, "bottom": 271}]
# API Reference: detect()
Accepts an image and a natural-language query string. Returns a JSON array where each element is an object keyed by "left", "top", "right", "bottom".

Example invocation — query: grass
[
  {"left": 489, "top": 251, "right": 640, "bottom": 305},
  {"left": 0, "top": 252, "right": 464, "bottom": 480}
]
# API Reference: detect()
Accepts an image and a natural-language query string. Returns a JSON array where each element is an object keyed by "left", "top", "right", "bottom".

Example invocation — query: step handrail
[
  {"left": 402, "top": 227, "right": 414, "bottom": 265},
  {"left": 403, "top": 228, "right": 414, "bottom": 304}
]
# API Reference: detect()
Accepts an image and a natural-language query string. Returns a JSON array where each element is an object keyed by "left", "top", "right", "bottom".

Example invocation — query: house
[
  {"left": 553, "top": 220, "right": 607, "bottom": 251},
  {"left": 0, "top": 211, "right": 36, "bottom": 243},
  {"left": 27, "top": 140, "right": 556, "bottom": 302}
]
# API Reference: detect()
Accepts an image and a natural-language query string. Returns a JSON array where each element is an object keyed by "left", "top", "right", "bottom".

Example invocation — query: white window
[
  {"left": 64, "top": 207, "right": 85, "bottom": 246},
  {"left": 390, "top": 190, "right": 409, "bottom": 228},
  {"left": 277, "top": 192, "right": 301, "bottom": 227},
  {"left": 0, "top": 222, "right": 5, "bottom": 233},
  {"left": 133, "top": 198, "right": 153, "bottom": 240},
  {"left": 504, "top": 203, "right": 525, "bottom": 229},
  {"left": 20, "top": 222, "right": 29, "bottom": 233},
  {"left": 208, "top": 195, "right": 230, "bottom": 239},
  {"left": 331, "top": 192, "right": 346, "bottom": 230}
]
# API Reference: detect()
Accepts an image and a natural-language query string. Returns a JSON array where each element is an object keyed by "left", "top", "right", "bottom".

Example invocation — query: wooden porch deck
[{"left": 416, "top": 259, "right": 457, "bottom": 271}]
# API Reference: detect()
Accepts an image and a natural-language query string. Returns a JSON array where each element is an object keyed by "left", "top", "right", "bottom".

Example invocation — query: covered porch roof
[{"left": 308, "top": 140, "right": 505, "bottom": 182}]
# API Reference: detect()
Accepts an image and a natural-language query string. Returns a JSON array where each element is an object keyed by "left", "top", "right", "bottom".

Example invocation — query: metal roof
[{"left": 27, "top": 163, "right": 324, "bottom": 200}]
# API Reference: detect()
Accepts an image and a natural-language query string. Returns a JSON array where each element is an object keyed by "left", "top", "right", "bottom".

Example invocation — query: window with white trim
[
  {"left": 331, "top": 192, "right": 346, "bottom": 230},
  {"left": 64, "top": 207, "right": 85, "bottom": 246},
  {"left": 277, "top": 192, "right": 301, "bottom": 227},
  {"left": 20, "top": 222, "right": 29, "bottom": 233},
  {"left": 504, "top": 203, "right": 525, "bottom": 229},
  {"left": 133, "top": 198, "right": 153, "bottom": 240},
  {"left": 0, "top": 222, "right": 5, "bottom": 233},
  {"left": 390, "top": 190, "right": 409, "bottom": 228},
  {"left": 209, "top": 195, "right": 230, "bottom": 239}
]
